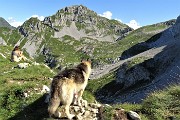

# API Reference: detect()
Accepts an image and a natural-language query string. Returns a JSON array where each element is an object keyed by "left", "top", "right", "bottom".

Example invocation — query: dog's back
[{"left": 48, "top": 60, "right": 91, "bottom": 119}]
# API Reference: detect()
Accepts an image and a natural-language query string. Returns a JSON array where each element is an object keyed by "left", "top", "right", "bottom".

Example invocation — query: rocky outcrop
[
  {"left": 17, "top": 18, "right": 47, "bottom": 57},
  {"left": 0, "top": 37, "right": 7, "bottom": 45},
  {"left": 79, "top": 45, "right": 94, "bottom": 56},
  {"left": 113, "top": 108, "right": 141, "bottom": 120},
  {"left": 43, "top": 17, "right": 52, "bottom": 27},
  {"left": 19, "top": 17, "right": 45, "bottom": 37},
  {"left": 127, "top": 111, "right": 141, "bottom": 120},
  {"left": 152, "top": 19, "right": 176, "bottom": 27},
  {"left": 41, "top": 47, "right": 58, "bottom": 68},
  {"left": 19, "top": 27, "right": 28, "bottom": 37},
  {"left": 44, "top": 93, "right": 141, "bottom": 120},
  {"left": 115, "top": 62, "right": 151, "bottom": 90}
]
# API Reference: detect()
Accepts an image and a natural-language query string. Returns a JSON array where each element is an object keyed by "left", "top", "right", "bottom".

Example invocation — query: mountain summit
[
  {"left": 43, "top": 5, "right": 133, "bottom": 42},
  {"left": 0, "top": 17, "right": 14, "bottom": 29}
]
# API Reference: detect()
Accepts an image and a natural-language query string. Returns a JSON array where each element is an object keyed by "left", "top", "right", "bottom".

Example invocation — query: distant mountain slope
[
  {"left": 90, "top": 19, "right": 176, "bottom": 79},
  {"left": 94, "top": 15, "right": 180, "bottom": 103},
  {"left": 120, "top": 19, "right": 176, "bottom": 59},
  {"left": 0, "top": 17, "right": 14, "bottom": 29}
]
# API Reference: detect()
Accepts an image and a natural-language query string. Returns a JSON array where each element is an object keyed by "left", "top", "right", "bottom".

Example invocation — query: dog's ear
[
  {"left": 81, "top": 58, "right": 92, "bottom": 63},
  {"left": 87, "top": 58, "right": 92, "bottom": 63},
  {"left": 81, "top": 57, "right": 85, "bottom": 62}
]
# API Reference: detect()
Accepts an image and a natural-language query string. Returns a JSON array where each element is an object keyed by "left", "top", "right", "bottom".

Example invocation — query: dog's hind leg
[
  {"left": 64, "top": 90, "right": 75, "bottom": 119},
  {"left": 48, "top": 98, "right": 61, "bottom": 118}
]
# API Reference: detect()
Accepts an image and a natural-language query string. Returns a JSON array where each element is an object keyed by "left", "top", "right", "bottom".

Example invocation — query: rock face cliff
[
  {"left": 96, "top": 16, "right": 180, "bottom": 103},
  {"left": 43, "top": 5, "right": 132, "bottom": 41},
  {"left": 0, "top": 37, "right": 7, "bottom": 45},
  {"left": 17, "top": 5, "right": 132, "bottom": 58}
]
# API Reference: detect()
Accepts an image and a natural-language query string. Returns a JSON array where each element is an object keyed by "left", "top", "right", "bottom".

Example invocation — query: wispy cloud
[
  {"left": 30, "top": 15, "right": 44, "bottom": 21},
  {"left": 7, "top": 15, "right": 45, "bottom": 28},
  {"left": 7, "top": 17, "right": 24, "bottom": 28},
  {"left": 99, "top": 11, "right": 141, "bottom": 29},
  {"left": 99, "top": 11, "right": 112, "bottom": 19},
  {"left": 126, "top": 20, "right": 141, "bottom": 29}
]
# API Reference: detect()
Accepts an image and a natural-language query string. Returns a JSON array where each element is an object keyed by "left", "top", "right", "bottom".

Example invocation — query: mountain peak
[
  {"left": 0, "top": 17, "right": 14, "bottom": 29},
  {"left": 176, "top": 15, "right": 180, "bottom": 24},
  {"left": 62, "top": 4, "right": 91, "bottom": 13},
  {"left": 40, "top": 5, "right": 133, "bottom": 42}
]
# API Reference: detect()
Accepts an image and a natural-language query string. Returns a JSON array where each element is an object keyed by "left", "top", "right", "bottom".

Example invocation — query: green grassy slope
[{"left": 0, "top": 45, "right": 54, "bottom": 119}]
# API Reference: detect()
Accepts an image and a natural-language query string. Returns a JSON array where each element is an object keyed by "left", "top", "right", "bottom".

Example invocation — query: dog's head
[
  {"left": 79, "top": 58, "right": 92, "bottom": 74},
  {"left": 81, "top": 58, "right": 91, "bottom": 67}
]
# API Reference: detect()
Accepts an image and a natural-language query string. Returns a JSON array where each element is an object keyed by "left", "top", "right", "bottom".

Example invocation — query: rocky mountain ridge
[{"left": 43, "top": 5, "right": 133, "bottom": 41}]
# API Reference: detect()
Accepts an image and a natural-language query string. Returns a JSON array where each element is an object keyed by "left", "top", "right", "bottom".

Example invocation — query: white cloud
[
  {"left": 99, "top": 11, "right": 112, "bottom": 19},
  {"left": 30, "top": 15, "right": 45, "bottom": 21},
  {"left": 7, "top": 17, "right": 23, "bottom": 28},
  {"left": 7, "top": 14, "right": 45, "bottom": 28},
  {"left": 126, "top": 20, "right": 141, "bottom": 29},
  {"left": 99, "top": 11, "right": 141, "bottom": 29},
  {"left": 115, "top": 18, "right": 122, "bottom": 23}
]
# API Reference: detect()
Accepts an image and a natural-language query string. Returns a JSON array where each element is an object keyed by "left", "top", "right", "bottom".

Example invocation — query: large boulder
[
  {"left": 116, "top": 61, "right": 151, "bottom": 90},
  {"left": 0, "top": 37, "right": 7, "bottom": 45}
]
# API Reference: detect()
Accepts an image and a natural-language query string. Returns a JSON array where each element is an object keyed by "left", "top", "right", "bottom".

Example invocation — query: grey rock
[
  {"left": 127, "top": 111, "right": 141, "bottom": 120},
  {"left": 17, "top": 63, "right": 30, "bottom": 69},
  {"left": 43, "top": 17, "right": 52, "bottom": 27},
  {"left": 0, "top": 37, "right": 7, "bottom": 45},
  {"left": 116, "top": 62, "right": 151, "bottom": 89},
  {"left": 19, "top": 27, "right": 28, "bottom": 37}
]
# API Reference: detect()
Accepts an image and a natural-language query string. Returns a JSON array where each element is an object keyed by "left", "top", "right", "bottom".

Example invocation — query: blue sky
[{"left": 0, "top": 0, "right": 180, "bottom": 29}]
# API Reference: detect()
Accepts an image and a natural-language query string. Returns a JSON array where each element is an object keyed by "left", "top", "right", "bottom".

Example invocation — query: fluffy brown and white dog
[{"left": 48, "top": 59, "right": 92, "bottom": 119}]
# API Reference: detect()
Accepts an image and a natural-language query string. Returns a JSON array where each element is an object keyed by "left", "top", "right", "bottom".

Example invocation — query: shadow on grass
[
  {"left": 120, "top": 32, "right": 162, "bottom": 60},
  {"left": 9, "top": 94, "right": 50, "bottom": 120}
]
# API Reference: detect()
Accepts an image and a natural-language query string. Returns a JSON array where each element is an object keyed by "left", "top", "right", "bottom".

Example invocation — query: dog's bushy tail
[{"left": 48, "top": 97, "right": 60, "bottom": 117}]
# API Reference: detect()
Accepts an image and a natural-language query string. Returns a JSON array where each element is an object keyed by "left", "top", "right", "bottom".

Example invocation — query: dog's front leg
[
  {"left": 77, "top": 89, "right": 84, "bottom": 107},
  {"left": 65, "top": 104, "right": 75, "bottom": 120},
  {"left": 72, "top": 93, "right": 78, "bottom": 105}
]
